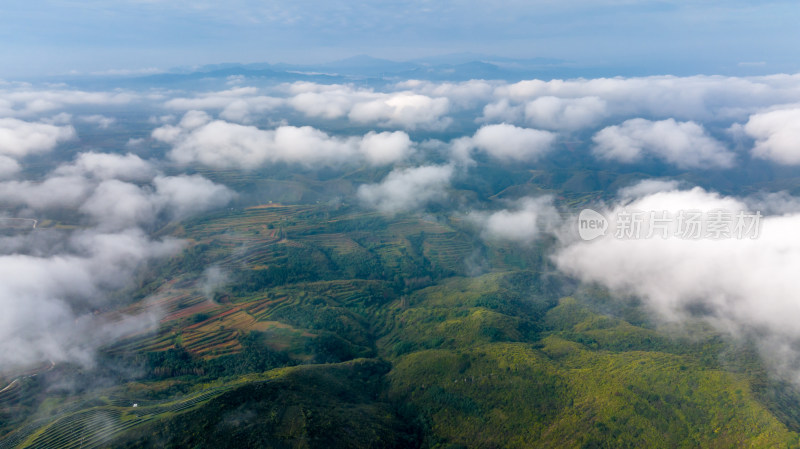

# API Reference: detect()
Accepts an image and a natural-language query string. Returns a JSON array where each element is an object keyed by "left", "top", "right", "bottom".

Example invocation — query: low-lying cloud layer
[
  {"left": 0, "top": 118, "right": 76, "bottom": 178},
  {"left": 0, "top": 150, "right": 234, "bottom": 371},
  {"left": 553, "top": 183, "right": 800, "bottom": 382},
  {"left": 592, "top": 118, "right": 735, "bottom": 168},
  {"left": 153, "top": 111, "right": 414, "bottom": 169},
  {"left": 744, "top": 108, "right": 800, "bottom": 164},
  {"left": 0, "top": 230, "right": 181, "bottom": 368},
  {"left": 0, "top": 86, "right": 137, "bottom": 117},
  {"left": 357, "top": 164, "right": 454, "bottom": 214},
  {"left": 467, "top": 196, "right": 560, "bottom": 244},
  {"left": 286, "top": 82, "right": 452, "bottom": 130},
  {"left": 458, "top": 178, "right": 800, "bottom": 384},
  {"left": 146, "top": 74, "right": 800, "bottom": 171},
  {"left": 4, "top": 70, "right": 800, "bottom": 379},
  {"left": 0, "top": 118, "right": 75, "bottom": 158},
  {"left": 453, "top": 123, "right": 557, "bottom": 163}
]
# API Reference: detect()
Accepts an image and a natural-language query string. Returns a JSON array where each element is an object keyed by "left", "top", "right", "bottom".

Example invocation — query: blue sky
[{"left": 1, "top": 0, "right": 799, "bottom": 78}]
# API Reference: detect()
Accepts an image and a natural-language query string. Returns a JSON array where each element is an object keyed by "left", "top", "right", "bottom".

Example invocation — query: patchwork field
[{"left": 3, "top": 202, "right": 800, "bottom": 449}]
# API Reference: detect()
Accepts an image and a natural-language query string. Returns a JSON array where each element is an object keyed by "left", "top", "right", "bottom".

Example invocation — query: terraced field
[
  {"left": 6, "top": 200, "right": 800, "bottom": 449},
  {"left": 104, "top": 204, "right": 476, "bottom": 363},
  {"left": 0, "top": 384, "right": 238, "bottom": 449}
]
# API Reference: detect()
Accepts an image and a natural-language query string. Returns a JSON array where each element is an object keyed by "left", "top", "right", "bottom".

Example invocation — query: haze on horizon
[
  {"left": 1, "top": 0, "right": 799, "bottom": 79},
  {"left": 6, "top": 2, "right": 800, "bottom": 447}
]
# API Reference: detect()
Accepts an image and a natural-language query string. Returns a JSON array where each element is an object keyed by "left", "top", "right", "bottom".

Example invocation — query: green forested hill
[{"left": 2, "top": 203, "right": 799, "bottom": 449}]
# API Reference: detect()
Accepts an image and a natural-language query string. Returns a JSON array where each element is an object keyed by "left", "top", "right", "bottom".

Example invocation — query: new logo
[{"left": 578, "top": 209, "right": 608, "bottom": 241}]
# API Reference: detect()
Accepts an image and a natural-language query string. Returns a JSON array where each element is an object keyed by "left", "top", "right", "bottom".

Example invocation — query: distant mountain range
[
  {"left": 163, "top": 53, "right": 578, "bottom": 79},
  {"left": 29, "top": 52, "right": 787, "bottom": 88},
  {"left": 47, "top": 53, "right": 640, "bottom": 88}
]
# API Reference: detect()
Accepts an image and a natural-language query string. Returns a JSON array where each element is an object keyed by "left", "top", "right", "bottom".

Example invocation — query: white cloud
[
  {"left": 357, "top": 164, "right": 454, "bottom": 214},
  {"left": 743, "top": 108, "right": 800, "bottom": 164},
  {"left": 150, "top": 123, "right": 184, "bottom": 144},
  {"left": 358, "top": 131, "right": 414, "bottom": 165},
  {"left": 80, "top": 179, "right": 159, "bottom": 229},
  {"left": 44, "top": 112, "right": 73, "bottom": 125},
  {"left": 0, "top": 153, "right": 234, "bottom": 370},
  {"left": 164, "top": 87, "right": 282, "bottom": 123},
  {"left": 287, "top": 85, "right": 361, "bottom": 119},
  {"left": 481, "top": 99, "right": 523, "bottom": 123},
  {"left": 492, "top": 74, "right": 800, "bottom": 124},
  {"left": 0, "top": 175, "right": 93, "bottom": 209},
  {"left": 744, "top": 191, "right": 800, "bottom": 215},
  {"left": 148, "top": 114, "right": 176, "bottom": 125},
  {"left": 349, "top": 93, "right": 451, "bottom": 130},
  {"left": 592, "top": 118, "right": 735, "bottom": 168},
  {"left": 54, "top": 152, "right": 156, "bottom": 181},
  {"left": 10, "top": 73, "right": 800, "bottom": 371},
  {"left": 469, "top": 196, "right": 560, "bottom": 244},
  {"left": 0, "top": 156, "right": 20, "bottom": 179},
  {"left": 152, "top": 174, "right": 237, "bottom": 219},
  {"left": 156, "top": 75, "right": 800, "bottom": 143},
  {"left": 483, "top": 96, "right": 608, "bottom": 131},
  {"left": 0, "top": 118, "right": 75, "bottom": 158},
  {"left": 617, "top": 179, "right": 682, "bottom": 199},
  {"left": 0, "top": 230, "right": 181, "bottom": 368},
  {"left": 0, "top": 88, "right": 136, "bottom": 117},
  {"left": 0, "top": 150, "right": 233, "bottom": 227},
  {"left": 78, "top": 114, "right": 115, "bottom": 129},
  {"left": 178, "top": 109, "right": 212, "bottom": 129},
  {"left": 554, "top": 184, "right": 800, "bottom": 383},
  {"left": 395, "top": 79, "right": 497, "bottom": 109},
  {"left": 523, "top": 96, "right": 607, "bottom": 131},
  {"left": 158, "top": 119, "right": 275, "bottom": 168},
  {"left": 79, "top": 175, "right": 235, "bottom": 230},
  {"left": 156, "top": 112, "right": 413, "bottom": 169},
  {"left": 469, "top": 123, "right": 556, "bottom": 162},
  {"left": 220, "top": 98, "right": 280, "bottom": 123},
  {"left": 284, "top": 82, "right": 452, "bottom": 130}
]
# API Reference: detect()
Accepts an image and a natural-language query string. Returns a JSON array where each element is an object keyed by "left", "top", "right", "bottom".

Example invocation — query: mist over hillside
[
  {"left": 3, "top": 0, "right": 800, "bottom": 447},
  {"left": 1, "top": 65, "right": 800, "bottom": 447}
]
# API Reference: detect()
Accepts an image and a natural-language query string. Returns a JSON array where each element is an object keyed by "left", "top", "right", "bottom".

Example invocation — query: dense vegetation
[{"left": 2, "top": 183, "right": 800, "bottom": 448}]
